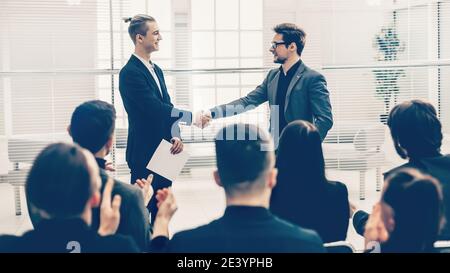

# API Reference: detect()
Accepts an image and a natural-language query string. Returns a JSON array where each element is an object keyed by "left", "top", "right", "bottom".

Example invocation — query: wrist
[{"left": 98, "top": 226, "right": 112, "bottom": 236}]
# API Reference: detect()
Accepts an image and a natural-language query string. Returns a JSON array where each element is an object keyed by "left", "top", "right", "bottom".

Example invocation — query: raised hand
[
  {"left": 134, "top": 174, "right": 154, "bottom": 207},
  {"left": 98, "top": 177, "right": 122, "bottom": 236},
  {"left": 152, "top": 188, "right": 178, "bottom": 238}
]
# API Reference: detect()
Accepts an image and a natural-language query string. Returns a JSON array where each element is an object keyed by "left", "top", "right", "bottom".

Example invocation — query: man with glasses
[{"left": 201, "top": 23, "right": 333, "bottom": 144}]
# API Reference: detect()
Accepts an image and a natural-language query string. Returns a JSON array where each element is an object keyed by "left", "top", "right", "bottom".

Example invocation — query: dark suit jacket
[
  {"left": 270, "top": 180, "right": 350, "bottom": 243},
  {"left": 91, "top": 163, "right": 150, "bottom": 251},
  {"left": 210, "top": 61, "right": 333, "bottom": 140},
  {"left": 28, "top": 158, "right": 151, "bottom": 252},
  {"left": 119, "top": 55, "right": 192, "bottom": 171},
  {"left": 353, "top": 154, "right": 450, "bottom": 239},
  {"left": 0, "top": 218, "right": 139, "bottom": 253},
  {"left": 166, "top": 206, "right": 326, "bottom": 253}
]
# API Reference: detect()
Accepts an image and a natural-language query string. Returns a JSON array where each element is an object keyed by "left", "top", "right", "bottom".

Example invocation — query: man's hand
[
  {"left": 105, "top": 162, "right": 116, "bottom": 172},
  {"left": 170, "top": 137, "right": 183, "bottom": 154},
  {"left": 134, "top": 174, "right": 154, "bottom": 207},
  {"left": 98, "top": 177, "right": 122, "bottom": 236},
  {"left": 364, "top": 203, "right": 390, "bottom": 245},
  {"left": 193, "top": 110, "right": 212, "bottom": 129},
  {"left": 152, "top": 188, "right": 178, "bottom": 238}
]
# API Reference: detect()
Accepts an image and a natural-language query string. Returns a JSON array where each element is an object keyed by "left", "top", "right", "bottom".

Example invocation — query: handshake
[{"left": 193, "top": 110, "right": 212, "bottom": 129}]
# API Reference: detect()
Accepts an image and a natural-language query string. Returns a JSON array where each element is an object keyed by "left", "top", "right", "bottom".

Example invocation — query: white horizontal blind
[
  {"left": 0, "top": 0, "right": 115, "bottom": 191},
  {"left": 3, "top": 0, "right": 449, "bottom": 193}
]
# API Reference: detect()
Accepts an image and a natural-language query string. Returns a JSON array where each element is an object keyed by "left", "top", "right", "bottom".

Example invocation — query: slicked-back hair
[{"left": 124, "top": 14, "right": 156, "bottom": 44}]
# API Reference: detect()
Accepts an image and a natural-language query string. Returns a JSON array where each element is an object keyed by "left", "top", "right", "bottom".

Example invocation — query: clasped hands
[{"left": 193, "top": 110, "right": 212, "bottom": 129}]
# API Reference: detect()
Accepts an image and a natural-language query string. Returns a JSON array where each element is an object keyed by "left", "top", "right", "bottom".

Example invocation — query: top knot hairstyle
[{"left": 123, "top": 14, "right": 156, "bottom": 44}]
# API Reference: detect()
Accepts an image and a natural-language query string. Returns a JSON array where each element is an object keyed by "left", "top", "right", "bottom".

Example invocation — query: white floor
[{"left": 0, "top": 167, "right": 383, "bottom": 252}]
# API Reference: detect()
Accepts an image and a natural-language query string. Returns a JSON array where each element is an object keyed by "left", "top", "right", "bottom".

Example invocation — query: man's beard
[{"left": 273, "top": 55, "right": 286, "bottom": 64}]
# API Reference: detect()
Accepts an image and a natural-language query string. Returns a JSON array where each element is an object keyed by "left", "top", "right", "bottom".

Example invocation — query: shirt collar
[
  {"left": 279, "top": 59, "right": 302, "bottom": 76},
  {"left": 133, "top": 53, "right": 154, "bottom": 69}
]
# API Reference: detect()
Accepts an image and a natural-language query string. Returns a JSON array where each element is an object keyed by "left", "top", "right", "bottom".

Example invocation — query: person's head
[
  {"left": 378, "top": 168, "right": 444, "bottom": 252},
  {"left": 270, "top": 23, "right": 306, "bottom": 64},
  {"left": 124, "top": 14, "right": 161, "bottom": 54},
  {"left": 276, "top": 120, "right": 326, "bottom": 187},
  {"left": 214, "top": 124, "right": 277, "bottom": 205},
  {"left": 388, "top": 100, "right": 442, "bottom": 160},
  {"left": 68, "top": 100, "right": 116, "bottom": 157},
  {"left": 26, "top": 143, "right": 102, "bottom": 224}
]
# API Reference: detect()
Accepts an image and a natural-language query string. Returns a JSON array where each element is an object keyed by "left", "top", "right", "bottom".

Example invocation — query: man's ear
[
  {"left": 67, "top": 125, "right": 72, "bottom": 137},
  {"left": 106, "top": 136, "right": 114, "bottom": 151},
  {"left": 267, "top": 168, "right": 278, "bottom": 189},
  {"left": 213, "top": 170, "right": 223, "bottom": 188},
  {"left": 89, "top": 191, "right": 101, "bottom": 208},
  {"left": 289, "top": 42, "right": 297, "bottom": 52}
]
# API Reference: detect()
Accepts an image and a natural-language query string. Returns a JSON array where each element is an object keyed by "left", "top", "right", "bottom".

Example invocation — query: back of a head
[
  {"left": 382, "top": 168, "right": 444, "bottom": 252},
  {"left": 26, "top": 143, "right": 95, "bottom": 219},
  {"left": 215, "top": 124, "right": 274, "bottom": 196},
  {"left": 388, "top": 100, "right": 442, "bottom": 159},
  {"left": 124, "top": 14, "right": 156, "bottom": 44},
  {"left": 70, "top": 100, "right": 116, "bottom": 154},
  {"left": 276, "top": 120, "right": 327, "bottom": 188}
]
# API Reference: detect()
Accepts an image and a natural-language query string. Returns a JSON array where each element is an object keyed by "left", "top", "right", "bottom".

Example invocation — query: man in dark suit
[
  {"left": 119, "top": 15, "right": 199, "bottom": 223},
  {"left": 201, "top": 23, "right": 333, "bottom": 144},
  {"left": 353, "top": 100, "right": 450, "bottom": 240},
  {"left": 26, "top": 100, "right": 152, "bottom": 251},
  {"left": 166, "top": 124, "right": 325, "bottom": 253},
  {"left": 69, "top": 100, "right": 152, "bottom": 251},
  {"left": 0, "top": 143, "right": 139, "bottom": 253}
]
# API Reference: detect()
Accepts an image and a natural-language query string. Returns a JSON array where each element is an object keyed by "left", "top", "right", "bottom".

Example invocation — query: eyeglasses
[{"left": 270, "top": 41, "right": 286, "bottom": 50}]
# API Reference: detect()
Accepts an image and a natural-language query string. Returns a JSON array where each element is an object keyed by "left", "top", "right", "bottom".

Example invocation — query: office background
[{"left": 1, "top": 0, "right": 450, "bottom": 250}]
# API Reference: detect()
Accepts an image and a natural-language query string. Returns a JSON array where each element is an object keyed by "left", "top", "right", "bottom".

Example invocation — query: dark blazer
[
  {"left": 0, "top": 218, "right": 139, "bottom": 253},
  {"left": 28, "top": 158, "right": 151, "bottom": 252},
  {"left": 270, "top": 180, "right": 350, "bottom": 243},
  {"left": 166, "top": 206, "right": 326, "bottom": 253},
  {"left": 119, "top": 55, "right": 192, "bottom": 171},
  {"left": 210, "top": 61, "right": 333, "bottom": 140},
  {"left": 353, "top": 154, "right": 450, "bottom": 239},
  {"left": 91, "top": 162, "right": 150, "bottom": 251}
]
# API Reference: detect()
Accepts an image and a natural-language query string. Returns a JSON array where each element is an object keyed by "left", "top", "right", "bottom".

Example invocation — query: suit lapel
[
  {"left": 284, "top": 62, "right": 306, "bottom": 112},
  {"left": 153, "top": 65, "right": 172, "bottom": 104},
  {"left": 268, "top": 70, "right": 280, "bottom": 105},
  {"left": 130, "top": 55, "right": 164, "bottom": 100}
]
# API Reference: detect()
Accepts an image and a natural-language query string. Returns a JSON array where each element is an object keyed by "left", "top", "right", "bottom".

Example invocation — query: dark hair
[
  {"left": 382, "top": 168, "right": 444, "bottom": 252},
  {"left": 215, "top": 124, "right": 273, "bottom": 195},
  {"left": 388, "top": 100, "right": 442, "bottom": 159},
  {"left": 26, "top": 143, "right": 95, "bottom": 218},
  {"left": 123, "top": 14, "right": 156, "bottom": 44},
  {"left": 276, "top": 120, "right": 327, "bottom": 188},
  {"left": 70, "top": 100, "right": 116, "bottom": 154},
  {"left": 273, "top": 23, "right": 306, "bottom": 56}
]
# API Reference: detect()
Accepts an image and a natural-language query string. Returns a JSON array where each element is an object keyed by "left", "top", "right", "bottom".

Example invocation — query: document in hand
[{"left": 146, "top": 139, "right": 190, "bottom": 181}]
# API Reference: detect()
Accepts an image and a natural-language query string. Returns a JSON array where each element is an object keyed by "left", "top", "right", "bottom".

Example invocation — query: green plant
[{"left": 373, "top": 26, "right": 405, "bottom": 122}]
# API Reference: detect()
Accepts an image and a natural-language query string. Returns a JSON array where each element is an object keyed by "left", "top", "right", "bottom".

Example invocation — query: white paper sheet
[{"left": 146, "top": 139, "right": 189, "bottom": 181}]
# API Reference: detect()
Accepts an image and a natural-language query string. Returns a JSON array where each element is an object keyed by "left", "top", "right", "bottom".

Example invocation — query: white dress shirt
[{"left": 133, "top": 53, "right": 163, "bottom": 98}]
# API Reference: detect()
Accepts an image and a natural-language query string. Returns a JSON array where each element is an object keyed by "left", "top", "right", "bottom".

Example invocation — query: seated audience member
[
  {"left": 270, "top": 120, "right": 350, "bottom": 243},
  {"left": 0, "top": 143, "right": 139, "bottom": 253},
  {"left": 27, "top": 100, "right": 152, "bottom": 251},
  {"left": 354, "top": 100, "right": 450, "bottom": 239},
  {"left": 364, "top": 168, "right": 444, "bottom": 253},
  {"left": 166, "top": 124, "right": 325, "bottom": 253}
]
